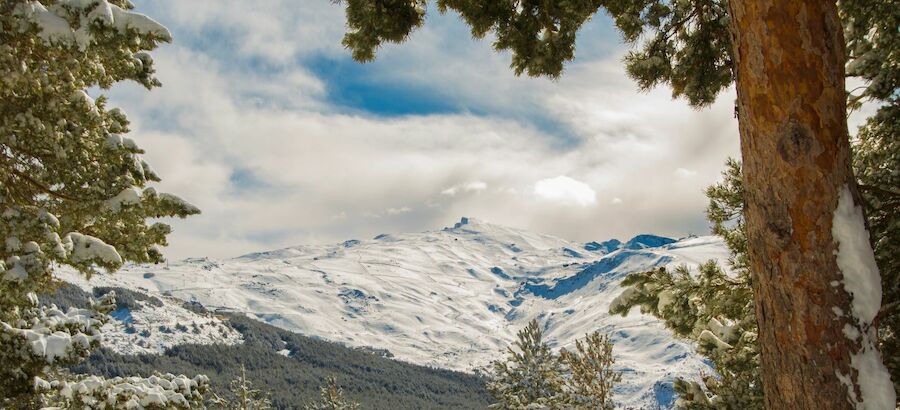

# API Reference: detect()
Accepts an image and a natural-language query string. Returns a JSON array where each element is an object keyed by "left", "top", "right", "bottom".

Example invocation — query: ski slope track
[{"left": 65, "top": 217, "right": 733, "bottom": 408}]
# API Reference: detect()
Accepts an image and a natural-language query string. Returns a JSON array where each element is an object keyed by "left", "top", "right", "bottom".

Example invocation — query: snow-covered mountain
[{"left": 62, "top": 217, "right": 733, "bottom": 408}]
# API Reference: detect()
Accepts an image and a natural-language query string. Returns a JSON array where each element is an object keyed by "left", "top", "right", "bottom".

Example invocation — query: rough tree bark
[{"left": 727, "top": 1, "right": 887, "bottom": 408}]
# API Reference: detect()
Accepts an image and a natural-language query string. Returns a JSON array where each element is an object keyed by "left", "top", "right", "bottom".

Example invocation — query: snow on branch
[
  {"left": 14, "top": 0, "right": 172, "bottom": 50},
  {"left": 37, "top": 373, "right": 209, "bottom": 409},
  {"left": 65, "top": 232, "right": 122, "bottom": 265}
]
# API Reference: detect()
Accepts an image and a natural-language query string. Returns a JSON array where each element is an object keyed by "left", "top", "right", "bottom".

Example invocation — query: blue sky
[{"left": 114, "top": 0, "right": 750, "bottom": 258}]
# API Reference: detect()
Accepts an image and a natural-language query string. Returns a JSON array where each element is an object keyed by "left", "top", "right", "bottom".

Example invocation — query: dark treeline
[{"left": 42, "top": 283, "right": 491, "bottom": 409}]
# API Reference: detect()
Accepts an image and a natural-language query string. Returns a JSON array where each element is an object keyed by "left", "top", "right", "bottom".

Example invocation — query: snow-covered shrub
[
  {"left": 37, "top": 373, "right": 209, "bottom": 409},
  {"left": 95, "top": 286, "right": 165, "bottom": 310}
]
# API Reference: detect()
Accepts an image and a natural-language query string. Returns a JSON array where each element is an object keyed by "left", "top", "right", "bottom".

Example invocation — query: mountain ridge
[{"left": 58, "top": 217, "right": 731, "bottom": 409}]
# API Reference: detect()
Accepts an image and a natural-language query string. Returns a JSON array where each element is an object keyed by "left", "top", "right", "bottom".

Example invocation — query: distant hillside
[{"left": 41, "top": 284, "right": 490, "bottom": 409}]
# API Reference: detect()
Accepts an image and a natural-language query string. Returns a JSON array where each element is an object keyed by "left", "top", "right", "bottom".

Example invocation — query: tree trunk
[{"left": 727, "top": 1, "right": 891, "bottom": 409}]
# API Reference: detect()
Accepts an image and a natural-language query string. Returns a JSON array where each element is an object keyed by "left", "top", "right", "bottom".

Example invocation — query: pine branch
[
  {"left": 6, "top": 166, "right": 81, "bottom": 201},
  {"left": 858, "top": 183, "right": 900, "bottom": 200}
]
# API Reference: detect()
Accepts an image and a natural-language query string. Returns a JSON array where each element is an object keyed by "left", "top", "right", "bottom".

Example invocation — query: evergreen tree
[
  {"left": 488, "top": 320, "right": 567, "bottom": 409},
  {"left": 303, "top": 377, "right": 360, "bottom": 410},
  {"left": 1, "top": 0, "right": 203, "bottom": 406},
  {"left": 560, "top": 332, "right": 620, "bottom": 410},
  {"left": 610, "top": 262, "right": 760, "bottom": 409},
  {"left": 488, "top": 320, "right": 621, "bottom": 409},
  {"left": 211, "top": 365, "right": 273, "bottom": 410},
  {"left": 334, "top": 1, "right": 897, "bottom": 406}
]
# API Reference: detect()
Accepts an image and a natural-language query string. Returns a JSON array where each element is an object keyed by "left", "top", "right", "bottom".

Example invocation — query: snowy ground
[
  {"left": 57, "top": 271, "right": 243, "bottom": 356},
  {"left": 67, "top": 217, "right": 733, "bottom": 408}
]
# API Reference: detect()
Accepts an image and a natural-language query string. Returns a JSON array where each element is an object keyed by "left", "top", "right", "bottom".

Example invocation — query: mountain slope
[
  {"left": 40, "top": 283, "right": 491, "bottom": 409},
  {"left": 60, "top": 218, "right": 733, "bottom": 408}
]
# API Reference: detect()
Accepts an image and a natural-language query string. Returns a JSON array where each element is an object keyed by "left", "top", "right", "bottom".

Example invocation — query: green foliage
[
  {"left": 340, "top": 0, "right": 426, "bottom": 62},
  {"left": 703, "top": 158, "right": 747, "bottom": 273},
  {"left": 338, "top": 0, "right": 895, "bottom": 107},
  {"left": 439, "top": 0, "right": 604, "bottom": 78},
  {"left": 338, "top": 0, "right": 731, "bottom": 105},
  {"left": 0, "top": 0, "right": 200, "bottom": 405},
  {"left": 610, "top": 0, "right": 732, "bottom": 107},
  {"left": 488, "top": 320, "right": 567, "bottom": 408},
  {"left": 609, "top": 11, "right": 900, "bottom": 390},
  {"left": 303, "top": 377, "right": 360, "bottom": 410},
  {"left": 841, "top": 0, "right": 899, "bottom": 107},
  {"left": 487, "top": 320, "right": 620, "bottom": 409},
  {"left": 212, "top": 365, "right": 273, "bottom": 410},
  {"left": 610, "top": 262, "right": 760, "bottom": 409},
  {"left": 609, "top": 156, "right": 762, "bottom": 408},
  {"left": 560, "top": 332, "right": 620, "bottom": 410}
]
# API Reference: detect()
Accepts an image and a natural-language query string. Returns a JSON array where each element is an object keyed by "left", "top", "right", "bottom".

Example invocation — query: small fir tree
[
  {"left": 488, "top": 320, "right": 567, "bottom": 409},
  {"left": 560, "top": 332, "right": 620, "bottom": 410},
  {"left": 303, "top": 377, "right": 360, "bottom": 410},
  {"left": 210, "top": 365, "right": 273, "bottom": 410},
  {"left": 488, "top": 320, "right": 621, "bottom": 409}
]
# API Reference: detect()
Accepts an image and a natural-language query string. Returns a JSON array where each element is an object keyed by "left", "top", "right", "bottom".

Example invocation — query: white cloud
[
  {"left": 106, "top": 2, "right": 744, "bottom": 259},
  {"left": 135, "top": 0, "right": 346, "bottom": 64},
  {"left": 386, "top": 207, "right": 413, "bottom": 215},
  {"left": 441, "top": 181, "right": 488, "bottom": 196},
  {"left": 675, "top": 168, "right": 698, "bottom": 178},
  {"left": 533, "top": 176, "right": 597, "bottom": 206}
]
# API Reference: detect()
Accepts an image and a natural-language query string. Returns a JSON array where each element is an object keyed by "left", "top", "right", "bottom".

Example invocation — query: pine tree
[
  {"left": 560, "top": 332, "right": 620, "bottom": 410},
  {"left": 211, "top": 365, "right": 273, "bottom": 410},
  {"left": 488, "top": 320, "right": 567, "bottom": 409},
  {"left": 610, "top": 262, "right": 760, "bottom": 409},
  {"left": 488, "top": 320, "right": 621, "bottom": 409},
  {"left": 334, "top": 1, "right": 897, "bottom": 407},
  {"left": 1, "top": 0, "right": 203, "bottom": 406},
  {"left": 303, "top": 377, "right": 360, "bottom": 410}
]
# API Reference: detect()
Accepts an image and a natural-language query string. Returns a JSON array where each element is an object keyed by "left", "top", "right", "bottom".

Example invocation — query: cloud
[
  {"left": 108, "top": 2, "right": 743, "bottom": 259},
  {"left": 134, "top": 0, "right": 346, "bottom": 64},
  {"left": 441, "top": 181, "right": 488, "bottom": 196},
  {"left": 675, "top": 168, "right": 698, "bottom": 178},
  {"left": 533, "top": 176, "right": 598, "bottom": 206},
  {"left": 386, "top": 207, "right": 413, "bottom": 215}
]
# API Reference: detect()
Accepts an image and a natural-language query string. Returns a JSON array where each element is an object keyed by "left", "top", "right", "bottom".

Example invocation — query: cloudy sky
[{"left": 111, "top": 1, "right": 866, "bottom": 259}]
